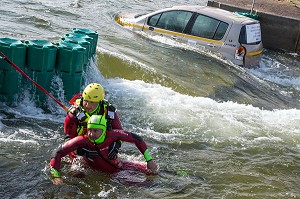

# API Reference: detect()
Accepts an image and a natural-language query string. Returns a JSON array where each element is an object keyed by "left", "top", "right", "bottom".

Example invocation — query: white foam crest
[
  {"left": 14, "top": 104, "right": 64, "bottom": 122},
  {"left": 48, "top": 73, "right": 69, "bottom": 114},
  {"left": 250, "top": 54, "right": 300, "bottom": 89},
  {"left": 140, "top": 126, "right": 182, "bottom": 141},
  {"left": 251, "top": 68, "right": 300, "bottom": 90},
  {"left": 106, "top": 78, "right": 300, "bottom": 143},
  {"left": 97, "top": 188, "right": 116, "bottom": 198},
  {"left": 119, "top": 153, "right": 143, "bottom": 162},
  {"left": 69, "top": 156, "right": 86, "bottom": 172},
  {"left": 0, "top": 90, "right": 65, "bottom": 122},
  {"left": 259, "top": 74, "right": 300, "bottom": 90},
  {"left": 261, "top": 109, "right": 300, "bottom": 136},
  {"left": 253, "top": 136, "right": 283, "bottom": 143},
  {"left": 0, "top": 129, "right": 39, "bottom": 144},
  {"left": 0, "top": 121, "right": 61, "bottom": 144},
  {"left": 19, "top": 128, "right": 60, "bottom": 141},
  {"left": 0, "top": 137, "right": 38, "bottom": 144},
  {"left": 70, "top": 0, "right": 81, "bottom": 8}
]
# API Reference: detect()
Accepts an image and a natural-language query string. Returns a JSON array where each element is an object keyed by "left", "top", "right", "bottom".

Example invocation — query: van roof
[{"left": 171, "top": 5, "right": 257, "bottom": 24}]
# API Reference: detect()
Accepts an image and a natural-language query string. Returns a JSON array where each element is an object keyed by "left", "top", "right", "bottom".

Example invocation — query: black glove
[
  {"left": 76, "top": 147, "right": 99, "bottom": 158},
  {"left": 108, "top": 140, "right": 122, "bottom": 160},
  {"left": 64, "top": 136, "right": 71, "bottom": 142}
]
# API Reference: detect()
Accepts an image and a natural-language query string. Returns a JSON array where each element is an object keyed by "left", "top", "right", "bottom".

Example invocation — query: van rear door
[{"left": 239, "top": 23, "right": 263, "bottom": 67}]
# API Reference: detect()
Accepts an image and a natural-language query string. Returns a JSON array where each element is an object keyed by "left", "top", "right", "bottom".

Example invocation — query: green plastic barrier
[
  {"left": 61, "top": 36, "right": 91, "bottom": 63},
  {"left": 56, "top": 41, "right": 86, "bottom": 73},
  {"left": 57, "top": 71, "right": 82, "bottom": 100},
  {"left": 72, "top": 28, "right": 98, "bottom": 54},
  {"left": 0, "top": 38, "right": 26, "bottom": 71},
  {"left": 28, "top": 70, "right": 54, "bottom": 101},
  {"left": 235, "top": 12, "right": 259, "bottom": 20},
  {"left": 0, "top": 70, "right": 22, "bottom": 102},
  {"left": 25, "top": 40, "right": 57, "bottom": 71}
]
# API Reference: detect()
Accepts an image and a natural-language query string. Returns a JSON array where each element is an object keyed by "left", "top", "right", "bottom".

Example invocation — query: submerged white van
[{"left": 116, "top": 6, "right": 263, "bottom": 68}]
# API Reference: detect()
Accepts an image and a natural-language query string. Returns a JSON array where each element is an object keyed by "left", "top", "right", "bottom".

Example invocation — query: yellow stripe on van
[
  {"left": 143, "top": 26, "right": 223, "bottom": 45},
  {"left": 247, "top": 49, "right": 263, "bottom": 56},
  {"left": 118, "top": 20, "right": 223, "bottom": 46},
  {"left": 117, "top": 19, "right": 143, "bottom": 29},
  {"left": 132, "top": 24, "right": 143, "bottom": 29}
]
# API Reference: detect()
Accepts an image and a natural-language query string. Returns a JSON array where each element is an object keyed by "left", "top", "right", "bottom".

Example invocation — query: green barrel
[
  {"left": 25, "top": 40, "right": 57, "bottom": 71},
  {"left": 0, "top": 38, "right": 26, "bottom": 70},
  {"left": 56, "top": 41, "right": 86, "bottom": 73},
  {"left": 0, "top": 70, "right": 23, "bottom": 102},
  {"left": 235, "top": 12, "right": 259, "bottom": 20},
  {"left": 57, "top": 71, "right": 83, "bottom": 101},
  {"left": 72, "top": 28, "right": 98, "bottom": 54},
  {"left": 65, "top": 32, "right": 94, "bottom": 55},
  {"left": 28, "top": 70, "right": 54, "bottom": 102},
  {"left": 61, "top": 36, "right": 91, "bottom": 64}
]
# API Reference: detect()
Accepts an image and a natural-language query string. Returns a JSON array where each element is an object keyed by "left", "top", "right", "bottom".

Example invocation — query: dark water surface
[{"left": 1, "top": 0, "right": 300, "bottom": 198}]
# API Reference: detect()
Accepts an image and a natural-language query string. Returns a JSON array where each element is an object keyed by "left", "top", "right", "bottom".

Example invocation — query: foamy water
[{"left": 1, "top": 0, "right": 300, "bottom": 198}]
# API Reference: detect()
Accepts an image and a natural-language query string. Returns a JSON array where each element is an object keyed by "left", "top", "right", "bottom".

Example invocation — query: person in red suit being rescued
[
  {"left": 50, "top": 114, "right": 158, "bottom": 184},
  {"left": 64, "top": 83, "right": 122, "bottom": 160}
]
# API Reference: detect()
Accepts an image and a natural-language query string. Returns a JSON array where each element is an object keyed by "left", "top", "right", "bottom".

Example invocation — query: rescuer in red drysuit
[
  {"left": 64, "top": 83, "right": 122, "bottom": 160},
  {"left": 50, "top": 114, "right": 158, "bottom": 184}
]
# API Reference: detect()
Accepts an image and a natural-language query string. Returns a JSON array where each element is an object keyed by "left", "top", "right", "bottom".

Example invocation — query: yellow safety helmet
[{"left": 82, "top": 83, "right": 105, "bottom": 102}]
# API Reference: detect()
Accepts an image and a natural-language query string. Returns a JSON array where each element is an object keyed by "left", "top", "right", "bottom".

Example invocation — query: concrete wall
[{"left": 208, "top": 1, "right": 300, "bottom": 53}]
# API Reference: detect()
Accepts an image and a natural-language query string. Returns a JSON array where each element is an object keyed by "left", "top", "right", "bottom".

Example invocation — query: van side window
[
  {"left": 148, "top": 14, "right": 161, "bottom": 27},
  {"left": 214, "top": 22, "right": 229, "bottom": 40},
  {"left": 191, "top": 15, "right": 228, "bottom": 40},
  {"left": 151, "top": 11, "right": 193, "bottom": 33}
]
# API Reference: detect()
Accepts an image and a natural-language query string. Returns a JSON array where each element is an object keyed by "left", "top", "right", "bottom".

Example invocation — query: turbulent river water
[{"left": 1, "top": 0, "right": 300, "bottom": 198}]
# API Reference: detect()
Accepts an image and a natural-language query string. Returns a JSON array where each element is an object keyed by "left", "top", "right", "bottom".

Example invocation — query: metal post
[{"left": 250, "top": 0, "right": 255, "bottom": 14}]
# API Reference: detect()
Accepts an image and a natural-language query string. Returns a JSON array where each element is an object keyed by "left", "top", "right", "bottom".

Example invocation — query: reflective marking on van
[{"left": 247, "top": 49, "right": 263, "bottom": 56}]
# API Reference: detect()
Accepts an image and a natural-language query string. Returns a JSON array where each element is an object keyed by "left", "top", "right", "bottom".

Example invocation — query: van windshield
[{"left": 239, "top": 23, "right": 261, "bottom": 45}]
